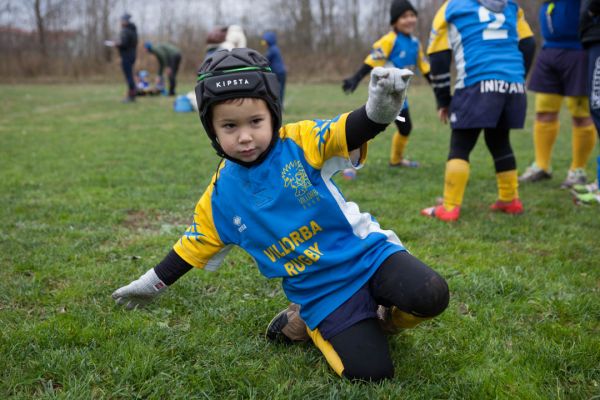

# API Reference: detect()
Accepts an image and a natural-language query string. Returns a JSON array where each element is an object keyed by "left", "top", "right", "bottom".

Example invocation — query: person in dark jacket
[
  {"left": 144, "top": 41, "right": 182, "bottom": 96},
  {"left": 261, "top": 31, "right": 287, "bottom": 105},
  {"left": 116, "top": 13, "right": 138, "bottom": 103},
  {"left": 574, "top": 0, "right": 600, "bottom": 203}
]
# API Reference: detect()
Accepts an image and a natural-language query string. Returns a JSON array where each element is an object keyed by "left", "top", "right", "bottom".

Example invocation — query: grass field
[{"left": 1, "top": 81, "right": 599, "bottom": 399}]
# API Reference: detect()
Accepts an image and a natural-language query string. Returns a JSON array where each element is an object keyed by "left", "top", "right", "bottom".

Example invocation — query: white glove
[
  {"left": 365, "top": 67, "right": 413, "bottom": 125},
  {"left": 112, "top": 268, "right": 168, "bottom": 310}
]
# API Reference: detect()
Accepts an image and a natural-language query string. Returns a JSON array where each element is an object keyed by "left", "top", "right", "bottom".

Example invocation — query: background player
[
  {"left": 342, "top": 0, "right": 430, "bottom": 168},
  {"left": 421, "top": 0, "right": 535, "bottom": 221},
  {"left": 519, "top": 0, "right": 597, "bottom": 189}
]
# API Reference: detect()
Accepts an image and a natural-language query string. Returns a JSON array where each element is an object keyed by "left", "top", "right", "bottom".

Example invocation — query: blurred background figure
[
  {"left": 262, "top": 30, "right": 287, "bottom": 105},
  {"left": 144, "top": 41, "right": 182, "bottom": 96},
  {"left": 204, "top": 25, "right": 247, "bottom": 59},
  {"left": 519, "top": 0, "right": 597, "bottom": 188},
  {"left": 113, "top": 13, "right": 138, "bottom": 103}
]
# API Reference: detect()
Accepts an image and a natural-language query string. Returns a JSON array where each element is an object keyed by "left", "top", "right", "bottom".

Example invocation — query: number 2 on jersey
[{"left": 478, "top": 6, "right": 508, "bottom": 40}]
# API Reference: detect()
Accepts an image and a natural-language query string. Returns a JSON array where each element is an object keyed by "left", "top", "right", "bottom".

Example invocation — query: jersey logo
[
  {"left": 311, "top": 115, "right": 340, "bottom": 154},
  {"left": 281, "top": 160, "right": 321, "bottom": 208},
  {"left": 182, "top": 214, "right": 206, "bottom": 243},
  {"left": 233, "top": 215, "right": 247, "bottom": 233}
]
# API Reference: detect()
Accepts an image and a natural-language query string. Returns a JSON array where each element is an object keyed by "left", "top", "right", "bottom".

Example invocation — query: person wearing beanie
[
  {"left": 144, "top": 41, "right": 182, "bottom": 96},
  {"left": 112, "top": 48, "right": 449, "bottom": 382},
  {"left": 519, "top": 0, "right": 597, "bottom": 190},
  {"left": 422, "top": 0, "right": 536, "bottom": 222},
  {"left": 113, "top": 13, "right": 138, "bottom": 103},
  {"left": 342, "top": 0, "right": 430, "bottom": 169}
]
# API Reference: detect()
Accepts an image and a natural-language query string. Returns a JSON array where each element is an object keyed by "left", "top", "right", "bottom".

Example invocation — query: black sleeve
[
  {"left": 518, "top": 36, "right": 536, "bottom": 77},
  {"left": 346, "top": 105, "right": 390, "bottom": 151},
  {"left": 590, "top": 0, "right": 600, "bottom": 15},
  {"left": 154, "top": 249, "right": 193, "bottom": 285},
  {"left": 353, "top": 64, "right": 373, "bottom": 84},
  {"left": 428, "top": 50, "right": 452, "bottom": 109},
  {"left": 423, "top": 72, "right": 432, "bottom": 85}
]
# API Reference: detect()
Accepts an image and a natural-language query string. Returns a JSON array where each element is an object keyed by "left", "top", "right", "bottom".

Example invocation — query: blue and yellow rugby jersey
[
  {"left": 174, "top": 113, "right": 405, "bottom": 330},
  {"left": 365, "top": 31, "right": 430, "bottom": 109},
  {"left": 365, "top": 31, "right": 430, "bottom": 75},
  {"left": 427, "top": 0, "right": 534, "bottom": 89},
  {"left": 539, "top": 0, "right": 582, "bottom": 50}
]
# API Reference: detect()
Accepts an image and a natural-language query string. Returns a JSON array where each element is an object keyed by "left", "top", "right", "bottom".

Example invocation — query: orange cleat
[
  {"left": 420, "top": 205, "right": 460, "bottom": 221},
  {"left": 489, "top": 198, "right": 524, "bottom": 214}
]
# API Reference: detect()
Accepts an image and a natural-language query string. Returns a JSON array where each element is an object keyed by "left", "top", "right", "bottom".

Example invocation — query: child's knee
[{"left": 415, "top": 273, "right": 449, "bottom": 318}]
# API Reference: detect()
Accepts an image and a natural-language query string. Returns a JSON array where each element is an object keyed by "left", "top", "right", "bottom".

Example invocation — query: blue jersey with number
[
  {"left": 173, "top": 113, "right": 405, "bottom": 330},
  {"left": 427, "top": 0, "right": 533, "bottom": 88}
]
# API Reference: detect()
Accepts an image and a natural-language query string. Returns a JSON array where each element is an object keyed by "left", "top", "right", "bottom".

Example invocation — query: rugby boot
[
  {"left": 489, "top": 198, "right": 524, "bottom": 214},
  {"left": 420, "top": 205, "right": 460, "bottom": 221},
  {"left": 519, "top": 163, "right": 552, "bottom": 183},
  {"left": 265, "top": 303, "right": 309, "bottom": 343},
  {"left": 560, "top": 168, "right": 587, "bottom": 189}
]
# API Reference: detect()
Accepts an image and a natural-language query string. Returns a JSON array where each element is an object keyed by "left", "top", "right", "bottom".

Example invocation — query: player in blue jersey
[
  {"left": 421, "top": 0, "right": 536, "bottom": 221},
  {"left": 519, "top": 0, "right": 597, "bottom": 189},
  {"left": 342, "top": 0, "right": 430, "bottom": 168},
  {"left": 112, "top": 49, "right": 449, "bottom": 382}
]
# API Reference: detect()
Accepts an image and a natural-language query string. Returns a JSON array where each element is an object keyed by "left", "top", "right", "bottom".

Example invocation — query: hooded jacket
[
  {"left": 262, "top": 31, "right": 287, "bottom": 75},
  {"left": 117, "top": 23, "right": 138, "bottom": 59}
]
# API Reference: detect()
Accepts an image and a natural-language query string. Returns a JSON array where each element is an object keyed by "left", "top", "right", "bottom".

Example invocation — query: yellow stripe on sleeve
[
  {"left": 173, "top": 170, "right": 226, "bottom": 268},
  {"left": 427, "top": 1, "right": 451, "bottom": 55},
  {"left": 517, "top": 7, "right": 534, "bottom": 39}
]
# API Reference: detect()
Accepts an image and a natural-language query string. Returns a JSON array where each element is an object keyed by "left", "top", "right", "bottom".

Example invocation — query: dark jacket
[
  {"left": 262, "top": 31, "right": 286, "bottom": 75},
  {"left": 580, "top": 0, "right": 600, "bottom": 46},
  {"left": 149, "top": 43, "right": 181, "bottom": 75},
  {"left": 117, "top": 23, "right": 138, "bottom": 59}
]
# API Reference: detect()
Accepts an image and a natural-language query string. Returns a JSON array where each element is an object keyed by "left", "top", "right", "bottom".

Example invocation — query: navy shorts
[
  {"left": 449, "top": 81, "right": 527, "bottom": 130},
  {"left": 528, "top": 48, "right": 588, "bottom": 96}
]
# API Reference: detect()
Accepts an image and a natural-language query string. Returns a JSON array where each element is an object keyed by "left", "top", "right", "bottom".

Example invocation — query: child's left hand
[{"left": 365, "top": 67, "right": 413, "bottom": 124}]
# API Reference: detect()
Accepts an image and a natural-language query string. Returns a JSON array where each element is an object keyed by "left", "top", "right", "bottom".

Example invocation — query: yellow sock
[
  {"left": 496, "top": 170, "right": 519, "bottom": 202},
  {"left": 534, "top": 119, "right": 560, "bottom": 172},
  {"left": 390, "top": 132, "right": 408, "bottom": 165},
  {"left": 391, "top": 308, "right": 430, "bottom": 329},
  {"left": 571, "top": 124, "right": 597, "bottom": 170},
  {"left": 443, "top": 159, "right": 470, "bottom": 211}
]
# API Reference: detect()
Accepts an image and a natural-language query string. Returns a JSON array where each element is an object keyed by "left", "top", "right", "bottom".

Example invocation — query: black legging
[
  {"left": 328, "top": 251, "right": 449, "bottom": 382},
  {"left": 448, "top": 127, "right": 516, "bottom": 172},
  {"left": 393, "top": 108, "right": 412, "bottom": 137}
]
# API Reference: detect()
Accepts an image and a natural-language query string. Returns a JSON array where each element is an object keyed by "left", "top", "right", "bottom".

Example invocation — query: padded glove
[
  {"left": 365, "top": 67, "right": 413, "bottom": 125},
  {"left": 112, "top": 268, "right": 167, "bottom": 310}
]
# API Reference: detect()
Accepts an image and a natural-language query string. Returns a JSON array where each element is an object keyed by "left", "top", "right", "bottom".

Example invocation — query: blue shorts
[
  {"left": 449, "top": 81, "right": 527, "bottom": 130},
  {"left": 528, "top": 48, "right": 588, "bottom": 97}
]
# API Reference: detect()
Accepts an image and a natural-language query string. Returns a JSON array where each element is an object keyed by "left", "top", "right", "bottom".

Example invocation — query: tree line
[{"left": 0, "top": 0, "right": 542, "bottom": 81}]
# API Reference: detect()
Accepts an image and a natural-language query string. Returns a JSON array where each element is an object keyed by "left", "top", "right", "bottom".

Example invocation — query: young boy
[
  {"left": 519, "top": 0, "right": 597, "bottom": 189},
  {"left": 421, "top": 0, "right": 536, "bottom": 221},
  {"left": 342, "top": 0, "right": 430, "bottom": 168},
  {"left": 112, "top": 48, "right": 449, "bottom": 382}
]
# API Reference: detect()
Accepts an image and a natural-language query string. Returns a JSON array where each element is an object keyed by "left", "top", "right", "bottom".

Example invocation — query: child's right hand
[
  {"left": 365, "top": 67, "right": 413, "bottom": 125},
  {"left": 112, "top": 268, "right": 167, "bottom": 310}
]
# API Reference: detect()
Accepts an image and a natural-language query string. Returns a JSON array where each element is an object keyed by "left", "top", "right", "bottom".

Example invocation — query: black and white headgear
[{"left": 195, "top": 48, "right": 281, "bottom": 165}]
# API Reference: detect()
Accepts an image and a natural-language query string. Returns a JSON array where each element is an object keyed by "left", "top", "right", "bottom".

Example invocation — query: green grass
[{"left": 1, "top": 81, "right": 599, "bottom": 399}]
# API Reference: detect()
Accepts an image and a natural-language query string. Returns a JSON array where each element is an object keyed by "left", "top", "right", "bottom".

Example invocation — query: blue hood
[{"left": 262, "top": 31, "right": 277, "bottom": 46}]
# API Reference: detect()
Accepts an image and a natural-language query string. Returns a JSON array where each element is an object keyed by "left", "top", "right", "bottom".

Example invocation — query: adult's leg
[
  {"left": 121, "top": 56, "right": 136, "bottom": 100},
  {"left": 168, "top": 54, "right": 182, "bottom": 96}
]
